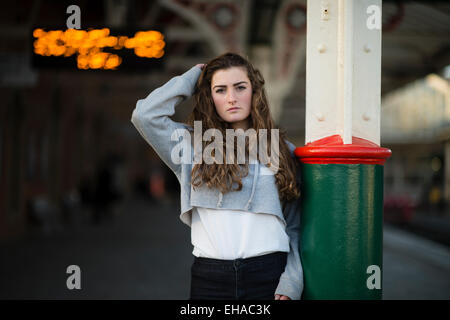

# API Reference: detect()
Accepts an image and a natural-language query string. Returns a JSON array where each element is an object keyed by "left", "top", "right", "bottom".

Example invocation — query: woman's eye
[
  {"left": 237, "top": 86, "right": 246, "bottom": 91},
  {"left": 216, "top": 89, "right": 224, "bottom": 93}
]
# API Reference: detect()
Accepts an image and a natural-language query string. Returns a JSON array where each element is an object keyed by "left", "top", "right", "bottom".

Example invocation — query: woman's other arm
[{"left": 275, "top": 141, "right": 304, "bottom": 300}]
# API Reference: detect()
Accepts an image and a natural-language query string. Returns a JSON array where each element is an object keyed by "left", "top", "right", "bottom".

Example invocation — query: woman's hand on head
[
  {"left": 195, "top": 63, "right": 206, "bottom": 70},
  {"left": 275, "top": 294, "right": 291, "bottom": 300}
]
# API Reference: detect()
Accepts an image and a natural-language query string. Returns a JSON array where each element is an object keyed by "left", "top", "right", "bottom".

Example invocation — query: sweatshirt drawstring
[
  {"left": 216, "top": 160, "right": 259, "bottom": 209},
  {"left": 245, "top": 160, "right": 258, "bottom": 210},
  {"left": 217, "top": 190, "right": 223, "bottom": 207}
]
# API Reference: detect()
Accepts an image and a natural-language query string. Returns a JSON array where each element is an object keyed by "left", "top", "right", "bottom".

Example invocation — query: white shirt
[
  {"left": 191, "top": 166, "right": 290, "bottom": 260},
  {"left": 191, "top": 207, "right": 290, "bottom": 260}
]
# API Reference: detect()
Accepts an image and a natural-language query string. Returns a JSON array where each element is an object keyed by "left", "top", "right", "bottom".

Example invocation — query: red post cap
[{"left": 295, "top": 134, "right": 392, "bottom": 165}]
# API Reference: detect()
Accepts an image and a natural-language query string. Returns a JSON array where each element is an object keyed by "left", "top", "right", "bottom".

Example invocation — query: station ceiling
[{"left": 2, "top": 0, "right": 449, "bottom": 142}]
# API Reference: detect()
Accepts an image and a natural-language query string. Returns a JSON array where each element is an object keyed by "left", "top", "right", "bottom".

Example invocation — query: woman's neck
[{"left": 230, "top": 119, "right": 250, "bottom": 131}]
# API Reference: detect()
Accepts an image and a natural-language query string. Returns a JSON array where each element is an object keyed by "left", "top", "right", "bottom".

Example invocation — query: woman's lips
[{"left": 228, "top": 107, "right": 239, "bottom": 112}]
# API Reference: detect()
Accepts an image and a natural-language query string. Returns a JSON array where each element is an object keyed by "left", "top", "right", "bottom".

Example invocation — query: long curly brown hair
[{"left": 185, "top": 52, "right": 300, "bottom": 203}]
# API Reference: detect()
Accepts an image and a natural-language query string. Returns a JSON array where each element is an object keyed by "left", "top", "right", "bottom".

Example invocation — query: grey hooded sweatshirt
[{"left": 131, "top": 65, "right": 303, "bottom": 300}]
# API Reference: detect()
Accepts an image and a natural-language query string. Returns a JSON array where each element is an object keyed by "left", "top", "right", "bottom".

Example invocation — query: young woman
[{"left": 131, "top": 52, "right": 303, "bottom": 300}]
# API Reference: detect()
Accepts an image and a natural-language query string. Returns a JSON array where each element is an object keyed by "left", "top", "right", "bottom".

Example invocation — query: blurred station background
[{"left": 0, "top": 0, "right": 449, "bottom": 299}]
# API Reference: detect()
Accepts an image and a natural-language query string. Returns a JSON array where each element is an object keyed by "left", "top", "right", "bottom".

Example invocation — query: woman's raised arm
[{"left": 131, "top": 65, "right": 202, "bottom": 175}]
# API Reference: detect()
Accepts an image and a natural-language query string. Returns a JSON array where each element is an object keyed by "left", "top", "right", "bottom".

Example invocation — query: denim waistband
[{"left": 193, "top": 251, "right": 287, "bottom": 266}]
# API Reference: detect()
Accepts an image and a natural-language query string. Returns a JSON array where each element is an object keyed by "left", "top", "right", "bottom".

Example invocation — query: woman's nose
[{"left": 227, "top": 90, "right": 237, "bottom": 103}]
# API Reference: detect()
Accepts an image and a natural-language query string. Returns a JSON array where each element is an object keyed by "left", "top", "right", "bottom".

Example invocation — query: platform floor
[{"left": 1, "top": 196, "right": 449, "bottom": 300}]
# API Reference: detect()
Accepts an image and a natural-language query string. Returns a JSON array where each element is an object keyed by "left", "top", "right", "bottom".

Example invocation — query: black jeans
[{"left": 190, "top": 251, "right": 287, "bottom": 300}]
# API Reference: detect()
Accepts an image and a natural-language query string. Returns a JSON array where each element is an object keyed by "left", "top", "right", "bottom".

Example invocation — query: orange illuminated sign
[{"left": 33, "top": 28, "right": 165, "bottom": 70}]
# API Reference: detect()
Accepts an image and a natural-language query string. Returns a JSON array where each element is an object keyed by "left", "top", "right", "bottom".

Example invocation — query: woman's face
[{"left": 211, "top": 67, "right": 253, "bottom": 130}]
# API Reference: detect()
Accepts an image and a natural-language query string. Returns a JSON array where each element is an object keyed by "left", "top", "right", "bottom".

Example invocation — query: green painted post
[
  {"left": 295, "top": 135, "right": 391, "bottom": 299},
  {"left": 301, "top": 163, "right": 383, "bottom": 299}
]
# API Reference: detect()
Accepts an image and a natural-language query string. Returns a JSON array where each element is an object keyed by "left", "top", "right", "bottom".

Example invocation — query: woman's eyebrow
[{"left": 213, "top": 81, "right": 248, "bottom": 89}]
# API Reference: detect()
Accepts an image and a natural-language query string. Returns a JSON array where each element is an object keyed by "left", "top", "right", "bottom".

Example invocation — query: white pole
[
  {"left": 306, "top": 0, "right": 382, "bottom": 146},
  {"left": 337, "top": 0, "right": 353, "bottom": 144}
]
